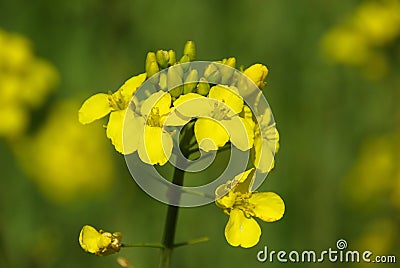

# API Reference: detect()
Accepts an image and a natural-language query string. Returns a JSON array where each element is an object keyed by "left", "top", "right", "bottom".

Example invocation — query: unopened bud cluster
[{"left": 144, "top": 41, "right": 269, "bottom": 100}]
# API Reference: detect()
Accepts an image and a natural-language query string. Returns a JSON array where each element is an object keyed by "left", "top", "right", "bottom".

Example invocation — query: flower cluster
[
  {"left": 79, "top": 41, "right": 279, "bottom": 172},
  {"left": 78, "top": 41, "right": 284, "bottom": 254},
  {"left": 0, "top": 28, "right": 59, "bottom": 139},
  {"left": 321, "top": 0, "right": 400, "bottom": 80},
  {"left": 15, "top": 100, "right": 114, "bottom": 204},
  {"left": 344, "top": 134, "right": 400, "bottom": 255}
]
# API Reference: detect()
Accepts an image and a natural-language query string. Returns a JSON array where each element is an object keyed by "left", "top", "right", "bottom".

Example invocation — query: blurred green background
[{"left": 1, "top": 0, "right": 399, "bottom": 267}]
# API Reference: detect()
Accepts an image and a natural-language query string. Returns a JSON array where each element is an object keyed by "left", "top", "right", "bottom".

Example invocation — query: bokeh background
[{"left": 1, "top": 0, "right": 399, "bottom": 267}]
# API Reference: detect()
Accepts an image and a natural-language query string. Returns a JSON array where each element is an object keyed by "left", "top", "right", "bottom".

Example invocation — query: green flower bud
[
  {"left": 156, "top": 50, "right": 169, "bottom": 69},
  {"left": 168, "top": 50, "right": 176, "bottom": 66},
  {"left": 196, "top": 77, "right": 210, "bottom": 96},
  {"left": 204, "top": 63, "right": 220, "bottom": 83},
  {"left": 145, "top": 52, "right": 159, "bottom": 78},
  {"left": 179, "top": 54, "right": 190, "bottom": 64},
  {"left": 224, "top": 57, "right": 236, "bottom": 68},
  {"left": 183, "top": 69, "right": 198, "bottom": 94},
  {"left": 167, "top": 66, "right": 183, "bottom": 97},
  {"left": 183, "top": 40, "right": 196, "bottom": 61},
  {"left": 158, "top": 72, "right": 167, "bottom": 90},
  {"left": 179, "top": 55, "right": 191, "bottom": 72},
  {"left": 218, "top": 58, "right": 236, "bottom": 85}
]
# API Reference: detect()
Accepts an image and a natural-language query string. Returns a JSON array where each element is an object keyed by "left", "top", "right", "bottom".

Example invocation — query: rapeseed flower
[
  {"left": 216, "top": 169, "right": 284, "bottom": 248},
  {"left": 79, "top": 73, "right": 146, "bottom": 153},
  {"left": 79, "top": 225, "right": 122, "bottom": 256}
]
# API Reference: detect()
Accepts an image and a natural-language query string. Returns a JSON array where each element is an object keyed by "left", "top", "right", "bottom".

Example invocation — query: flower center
[
  {"left": 210, "top": 101, "right": 231, "bottom": 121},
  {"left": 147, "top": 107, "right": 162, "bottom": 127},
  {"left": 233, "top": 193, "right": 256, "bottom": 218},
  {"left": 108, "top": 91, "right": 126, "bottom": 111}
]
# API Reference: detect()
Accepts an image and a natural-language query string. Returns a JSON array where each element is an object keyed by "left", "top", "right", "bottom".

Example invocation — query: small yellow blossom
[
  {"left": 78, "top": 73, "right": 146, "bottom": 154},
  {"left": 173, "top": 86, "right": 252, "bottom": 152},
  {"left": 15, "top": 100, "right": 114, "bottom": 204},
  {"left": 0, "top": 28, "right": 58, "bottom": 139},
  {"left": 352, "top": 0, "right": 400, "bottom": 46},
  {"left": 79, "top": 225, "right": 122, "bottom": 256},
  {"left": 216, "top": 169, "right": 284, "bottom": 248},
  {"left": 135, "top": 91, "right": 178, "bottom": 165}
]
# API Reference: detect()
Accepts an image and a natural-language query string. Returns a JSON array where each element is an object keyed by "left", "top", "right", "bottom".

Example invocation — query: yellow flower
[
  {"left": 14, "top": 100, "right": 114, "bottom": 204},
  {"left": 243, "top": 63, "right": 268, "bottom": 88},
  {"left": 134, "top": 91, "right": 177, "bottom": 165},
  {"left": 173, "top": 85, "right": 252, "bottom": 152},
  {"left": 353, "top": 0, "right": 400, "bottom": 46},
  {"left": 321, "top": 27, "right": 370, "bottom": 66},
  {"left": 78, "top": 73, "right": 146, "bottom": 154},
  {"left": 216, "top": 169, "right": 284, "bottom": 248},
  {"left": 253, "top": 107, "right": 279, "bottom": 173},
  {"left": 0, "top": 28, "right": 58, "bottom": 139},
  {"left": 79, "top": 225, "right": 122, "bottom": 256}
]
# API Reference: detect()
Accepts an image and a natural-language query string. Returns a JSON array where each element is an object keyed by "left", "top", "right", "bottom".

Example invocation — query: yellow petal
[
  {"left": 138, "top": 126, "right": 173, "bottom": 165},
  {"left": 254, "top": 125, "right": 279, "bottom": 173},
  {"left": 249, "top": 192, "right": 285, "bottom": 222},
  {"left": 78, "top": 93, "right": 112, "bottom": 124},
  {"left": 173, "top": 93, "right": 213, "bottom": 118},
  {"left": 232, "top": 168, "right": 255, "bottom": 194},
  {"left": 106, "top": 110, "right": 125, "bottom": 153},
  {"left": 119, "top": 73, "right": 147, "bottom": 103},
  {"left": 140, "top": 91, "right": 171, "bottom": 117},
  {"left": 225, "top": 209, "right": 261, "bottom": 248},
  {"left": 222, "top": 116, "right": 253, "bottom": 151},
  {"left": 209, "top": 85, "right": 243, "bottom": 114},
  {"left": 215, "top": 191, "right": 237, "bottom": 210},
  {"left": 97, "top": 233, "right": 112, "bottom": 250},
  {"left": 122, "top": 111, "right": 144, "bottom": 154},
  {"left": 79, "top": 225, "right": 102, "bottom": 254},
  {"left": 195, "top": 118, "right": 229, "bottom": 152}
]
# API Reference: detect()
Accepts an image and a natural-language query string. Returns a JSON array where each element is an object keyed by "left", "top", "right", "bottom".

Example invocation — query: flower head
[
  {"left": 78, "top": 73, "right": 146, "bottom": 153},
  {"left": 216, "top": 169, "right": 284, "bottom": 248},
  {"left": 79, "top": 225, "right": 122, "bottom": 256},
  {"left": 135, "top": 91, "right": 176, "bottom": 165}
]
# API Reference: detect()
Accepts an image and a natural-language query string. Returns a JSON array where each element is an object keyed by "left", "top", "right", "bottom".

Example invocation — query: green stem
[
  {"left": 122, "top": 243, "right": 165, "bottom": 249},
  {"left": 173, "top": 236, "right": 209, "bottom": 248},
  {"left": 159, "top": 167, "right": 185, "bottom": 268},
  {"left": 159, "top": 123, "right": 197, "bottom": 268}
]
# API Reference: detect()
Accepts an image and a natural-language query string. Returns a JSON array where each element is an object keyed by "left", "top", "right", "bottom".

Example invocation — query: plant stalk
[{"left": 159, "top": 167, "right": 185, "bottom": 268}]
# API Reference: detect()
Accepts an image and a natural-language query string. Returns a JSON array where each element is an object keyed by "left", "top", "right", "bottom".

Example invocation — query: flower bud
[
  {"left": 168, "top": 50, "right": 176, "bottom": 66},
  {"left": 179, "top": 55, "right": 191, "bottom": 73},
  {"left": 167, "top": 65, "right": 183, "bottom": 97},
  {"left": 158, "top": 72, "right": 167, "bottom": 90},
  {"left": 183, "top": 40, "right": 196, "bottom": 61},
  {"left": 223, "top": 57, "right": 236, "bottom": 68},
  {"left": 183, "top": 69, "right": 198, "bottom": 94},
  {"left": 156, "top": 50, "right": 169, "bottom": 68},
  {"left": 243, "top": 63, "right": 268, "bottom": 88},
  {"left": 219, "top": 58, "right": 236, "bottom": 85},
  {"left": 145, "top": 52, "right": 160, "bottom": 78},
  {"left": 179, "top": 54, "right": 190, "bottom": 64},
  {"left": 196, "top": 77, "right": 210, "bottom": 96},
  {"left": 204, "top": 63, "right": 220, "bottom": 83}
]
